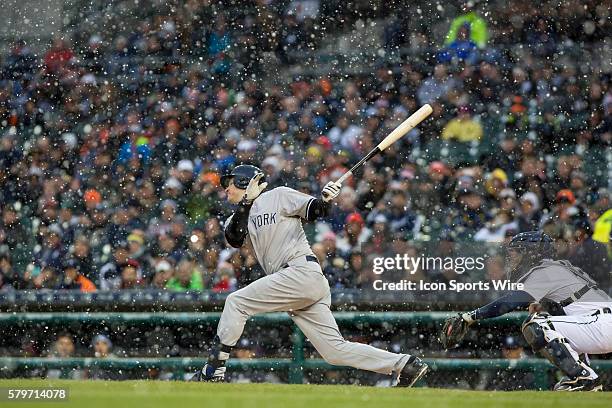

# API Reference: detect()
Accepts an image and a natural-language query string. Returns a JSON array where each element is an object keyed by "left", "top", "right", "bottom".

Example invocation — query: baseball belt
[{"left": 281, "top": 255, "right": 319, "bottom": 270}]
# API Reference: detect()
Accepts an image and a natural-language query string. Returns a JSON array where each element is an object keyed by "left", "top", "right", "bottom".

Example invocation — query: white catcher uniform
[
  {"left": 518, "top": 259, "right": 612, "bottom": 356},
  {"left": 217, "top": 186, "right": 411, "bottom": 374}
]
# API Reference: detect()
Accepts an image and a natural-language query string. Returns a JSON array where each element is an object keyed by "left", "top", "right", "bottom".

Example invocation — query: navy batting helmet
[
  {"left": 505, "top": 231, "right": 555, "bottom": 280},
  {"left": 220, "top": 165, "right": 264, "bottom": 189}
]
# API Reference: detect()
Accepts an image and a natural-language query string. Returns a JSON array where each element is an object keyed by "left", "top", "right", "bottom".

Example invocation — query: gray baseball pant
[{"left": 216, "top": 257, "right": 409, "bottom": 375}]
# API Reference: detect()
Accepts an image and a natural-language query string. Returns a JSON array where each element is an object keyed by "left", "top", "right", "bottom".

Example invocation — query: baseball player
[
  {"left": 441, "top": 231, "right": 612, "bottom": 391},
  {"left": 191, "top": 164, "right": 428, "bottom": 386}
]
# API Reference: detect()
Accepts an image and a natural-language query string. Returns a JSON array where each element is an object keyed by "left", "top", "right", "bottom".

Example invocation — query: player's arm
[
  {"left": 462, "top": 290, "right": 535, "bottom": 323},
  {"left": 302, "top": 180, "right": 341, "bottom": 221},
  {"left": 278, "top": 184, "right": 339, "bottom": 222},
  {"left": 304, "top": 197, "right": 331, "bottom": 221},
  {"left": 302, "top": 180, "right": 345, "bottom": 221},
  {"left": 224, "top": 201, "right": 252, "bottom": 248},
  {"left": 440, "top": 290, "right": 534, "bottom": 349}
]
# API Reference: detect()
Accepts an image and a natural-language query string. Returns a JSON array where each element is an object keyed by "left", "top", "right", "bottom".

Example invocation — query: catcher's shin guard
[{"left": 522, "top": 320, "right": 595, "bottom": 382}]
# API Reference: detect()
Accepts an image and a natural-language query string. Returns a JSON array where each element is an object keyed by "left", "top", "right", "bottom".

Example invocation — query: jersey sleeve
[
  {"left": 275, "top": 187, "right": 315, "bottom": 218},
  {"left": 520, "top": 267, "right": 553, "bottom": 301}
]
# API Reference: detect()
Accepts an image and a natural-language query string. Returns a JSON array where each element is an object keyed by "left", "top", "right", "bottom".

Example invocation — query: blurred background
[{"left": 0, "top": 0, "right": 610, "bottom": 389}]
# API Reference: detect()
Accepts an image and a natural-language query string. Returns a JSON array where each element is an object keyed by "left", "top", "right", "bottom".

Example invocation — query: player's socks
[{"left": 190, "top": 336, "right": 232, "bottom": 382}]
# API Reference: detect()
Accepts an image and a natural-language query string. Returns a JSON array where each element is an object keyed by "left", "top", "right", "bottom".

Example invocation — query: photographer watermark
[
  {"left": 372, "top": 278, "right": 524, "bottom": 292},
  {"left": 372, "top": 254, "right": 486, "bottom": 275},
  {"left": 370, "top": 253, "right": 522, "bottom": 293}
]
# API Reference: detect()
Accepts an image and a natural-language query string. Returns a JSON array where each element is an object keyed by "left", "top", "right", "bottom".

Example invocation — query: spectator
[
  {"left": 120, "top": 260, "right": 144, "bottom": 289},
  {"left": 315, "top": 231, "right": 351, "bottom": 288},
  {"left": 46, "top": 333, "right": 83, "bottom": 379},
  {"left": 71, "top": 235, "right": 95, "bottom": 281},
  {"left": 92, "top": 334, "right": 116, "bottom": 358},
  {"left": 25, "top": 266, "right": 60, "bottom": 290},
  {"left": 441, "top": 106, "right": 483, "bottom": 142},
  {"left": 539, "top": 189, "right": 578, "bottom": 227},
  {"left": 474, "top": 189, "right": 519, "bottom": 242},
  {"left": 336, "top": 213, "right": 372, "bottom": 254},
  {"left": 87, "top": 334, "right": 122, "bottom": 380},
  {"left": 447, "top": 187, "right": 488, "bottom": 240},
  {"left": 151, "top": 259, "right": 174, "bottom": 289},
  {"left": 211, "top": 262, "right": 236, "bottom": 292},
  {"left": 99, "top": 244, "right": 130, "bottom": 290},
  {"left": 166, "top": 259, "right": 203, "bottom": 291},
  {"left": 44, "top": 37, "right": 74, "bottom": 73},
  {"left": 0, "top": 253, "right": 26, "bottom": 290},
  {"left": 48, "top": 334, "right": 75, "bottom": 359},
  {"left": 127, "top": 232, "right": 150, "bottom": 277},
  {"left": 57, "top": 259, "right": 97, "bottom": 292},
  {"left": 517, "top": 192, "right": 542, "bottom": 232},
  {"left": 567, "top": 218, "right": 611, "bottom": 288},
  {"left": 439, "top": 24, "right": 478, "bottom": 64},
  {"left": 417, "top": 64, "right": 457, "bottom": 105},
  {"left": 444, "top": 1, "right": 488, "bottom": 49},
  {"left": 33, "top": 227, "right": 65, "bottom": 272}
]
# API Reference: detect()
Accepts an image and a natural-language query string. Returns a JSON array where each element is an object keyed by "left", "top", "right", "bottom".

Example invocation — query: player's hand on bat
[
  {"left": 321, "top": 181, "right": 341, "bottom": 202},
  {"left": 243, "top": 172, "right": 268, "bottom": 203}
]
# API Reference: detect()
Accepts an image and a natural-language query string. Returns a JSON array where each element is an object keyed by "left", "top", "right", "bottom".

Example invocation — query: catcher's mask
[{"left": 504, "top": 231, "right": 555, "bottom": 281}]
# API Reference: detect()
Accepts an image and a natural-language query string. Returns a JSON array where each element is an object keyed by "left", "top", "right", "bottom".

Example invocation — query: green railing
[
  {"left": 2, "top": 312, "right": 611, "bottom": 389},
  {"left": 0, "top": 311, "right": 527, "bottom": 325}
]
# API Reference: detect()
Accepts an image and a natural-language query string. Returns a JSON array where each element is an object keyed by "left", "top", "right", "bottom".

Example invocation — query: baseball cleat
[
  {"left": 392, "top": 356, "right": 429, "bottom": 387},
  {"left": 189, "top": 363, "right": 226, "bottom": 382},
  {"left": 553, "top": 375, "right": 602, "bottom": 391}
]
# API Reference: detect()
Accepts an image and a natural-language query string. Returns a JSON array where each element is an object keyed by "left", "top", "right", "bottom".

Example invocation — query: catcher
[{"left": 440, "top": 231, "right": 612, "bottom": 392}]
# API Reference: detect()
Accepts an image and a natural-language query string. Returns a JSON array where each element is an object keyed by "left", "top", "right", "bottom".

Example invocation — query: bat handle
[{"left": 336, "top": 171, "right": 352, "bottom": 185}]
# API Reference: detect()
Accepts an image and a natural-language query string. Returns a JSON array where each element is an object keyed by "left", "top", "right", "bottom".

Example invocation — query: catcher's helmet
[
  {"left": 220, "top": 164, "right": 264, "bottom": 189},
  {"left": 505, "top": 231, "right": 555, "bottom": 281}
]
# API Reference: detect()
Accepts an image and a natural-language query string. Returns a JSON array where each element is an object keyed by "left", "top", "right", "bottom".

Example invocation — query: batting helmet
[
  {"left": 505, "top": 231, "right": 555, "bottom": 281},
  {"left": 220, "top": 164, "right": 264, "bottom": 189}
]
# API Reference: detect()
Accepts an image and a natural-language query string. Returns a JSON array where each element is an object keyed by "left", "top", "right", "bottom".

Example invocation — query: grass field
[{"left": 0, "top": 379, "right": 609, "bottom": 408}]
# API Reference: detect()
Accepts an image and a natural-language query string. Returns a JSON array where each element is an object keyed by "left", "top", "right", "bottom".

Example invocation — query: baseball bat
[{"left": 335, "top": 104, "right": 433, "bottom": 184}]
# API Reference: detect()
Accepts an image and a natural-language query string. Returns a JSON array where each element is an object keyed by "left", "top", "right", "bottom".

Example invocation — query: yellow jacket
[
  {"left": 593, "top": 209, "right": 612, "bottom": 244},
  {"left": 441, "top": 118, "right": 483, "bottom": 142}
]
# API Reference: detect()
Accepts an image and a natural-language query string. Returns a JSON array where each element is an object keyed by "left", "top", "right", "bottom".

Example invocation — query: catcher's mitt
[{"left": 440, "top": 313, "right": 471, "bottom": 349}]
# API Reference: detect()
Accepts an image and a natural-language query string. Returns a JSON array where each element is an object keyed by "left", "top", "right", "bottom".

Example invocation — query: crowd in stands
[{"left": 0, "top": 0, "right": 610, "bottom": 294}]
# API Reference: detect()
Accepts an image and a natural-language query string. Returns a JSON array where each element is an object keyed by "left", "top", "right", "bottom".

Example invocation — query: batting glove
[
  {"left": 243, "top": 172, "right": 268, "bottom": 203},
  {"left": 321, "top": 181, "right": 341, "bottom": 202}
]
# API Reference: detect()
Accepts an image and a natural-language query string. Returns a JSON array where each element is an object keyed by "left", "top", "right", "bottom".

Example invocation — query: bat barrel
[{"left": 335, "top": 104, "right": 432, "bottom": 185}]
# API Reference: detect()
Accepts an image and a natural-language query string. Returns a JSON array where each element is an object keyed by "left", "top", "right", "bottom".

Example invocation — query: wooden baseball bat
[{"left": 336, "top": 104, "right": 433, "bottom": 184}]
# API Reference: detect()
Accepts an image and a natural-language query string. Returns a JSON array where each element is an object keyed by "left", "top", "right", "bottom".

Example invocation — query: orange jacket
[{"left": 76, "top": 275, "right": 97, "bottom": 292}]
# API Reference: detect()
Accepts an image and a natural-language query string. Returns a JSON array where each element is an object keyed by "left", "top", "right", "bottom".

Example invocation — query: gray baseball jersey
[
  {"left": 518, "top": 259, "right": 612, "bottom": 315},
  {"left": 227, "top": 186, "right": 316, "bottom": 275},
  {"left": 217, "top": 186, "right": 411, "bottom": 376}
]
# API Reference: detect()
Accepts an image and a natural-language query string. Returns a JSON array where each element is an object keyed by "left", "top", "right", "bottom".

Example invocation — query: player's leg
[
  {"left": 191, "top": 267, "right": 327, "bottom": 381},
  {"left": 521, "top": 311, "right": 610, "bottom": 391},
  {"left": 546, "top": 310, "right": 612, "bottom": 355},
  {"left": 290, "top": 293, "right": 428, "bottom": 387}
]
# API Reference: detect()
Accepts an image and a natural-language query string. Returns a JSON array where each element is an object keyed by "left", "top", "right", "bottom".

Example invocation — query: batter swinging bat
[{"left": 336, "top": 104, "right": 433, "bottom": 185}]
